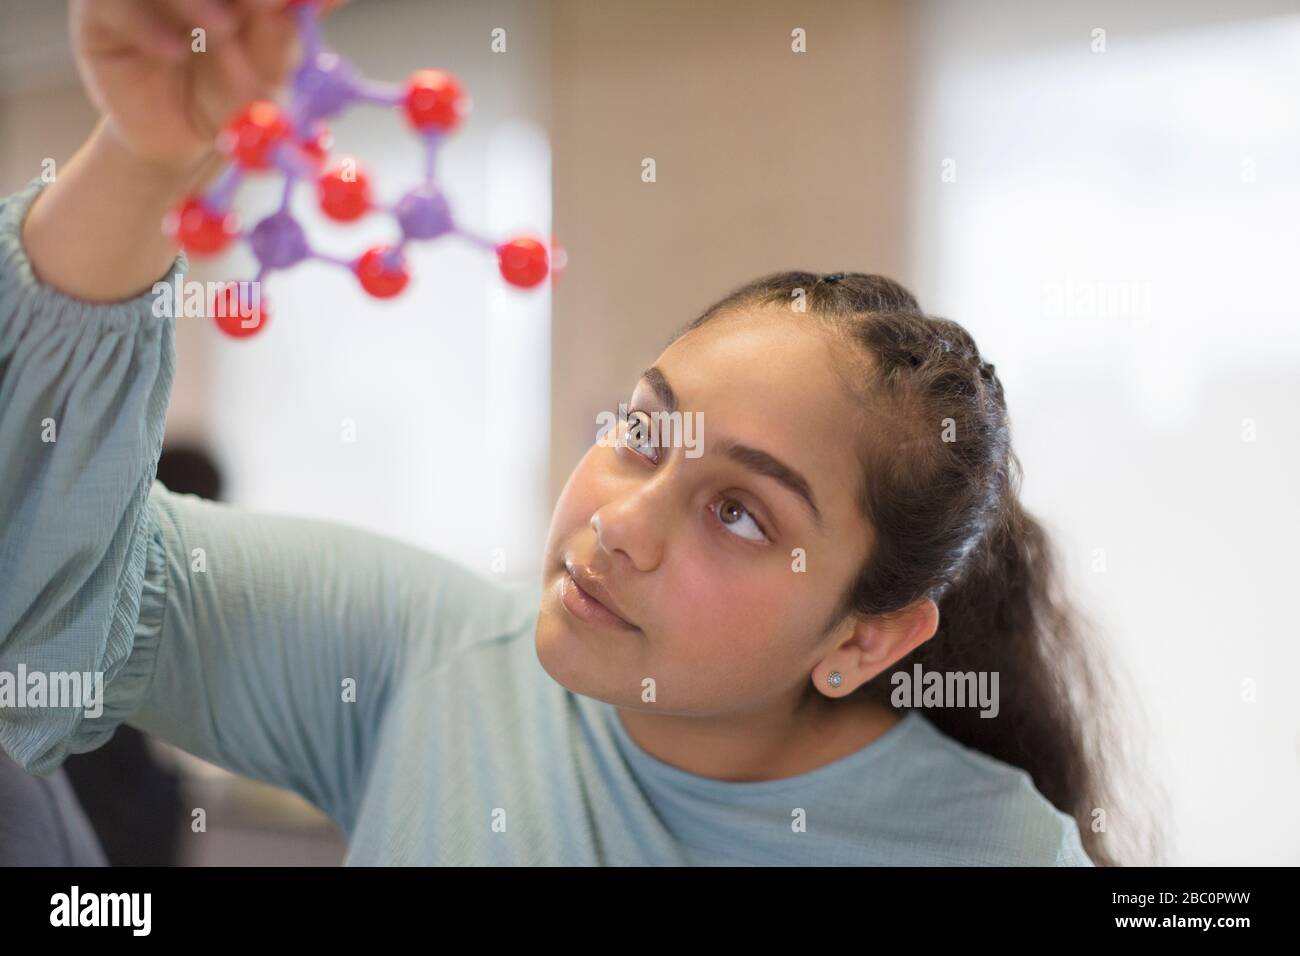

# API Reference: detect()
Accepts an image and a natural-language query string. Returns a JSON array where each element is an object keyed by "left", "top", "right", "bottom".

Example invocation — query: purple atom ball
[
  {"left": 249, "top": 212, "right": 310, "bottom": 270},
  {"left": 395, "top": 184, "right": 453, "bottom": 241},
  {"left": 296, "top": 51, "right": 357, "bottom": 122}
]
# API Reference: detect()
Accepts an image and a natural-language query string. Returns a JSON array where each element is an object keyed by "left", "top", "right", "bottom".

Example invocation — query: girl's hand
[
  {"left": 23, "top": 1, "right": 343, "bottom": 301},
  {"left": 70, "top": 0, "right": 306, "bottom": 179}
]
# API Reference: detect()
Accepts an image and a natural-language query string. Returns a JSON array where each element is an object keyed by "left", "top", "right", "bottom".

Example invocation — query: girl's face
[{"left": 537, "top": 306, "right": 880, "bottom": 716}]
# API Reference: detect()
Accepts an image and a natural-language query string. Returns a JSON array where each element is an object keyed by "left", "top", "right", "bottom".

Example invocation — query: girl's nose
[{"left": 590, "top": 487, "right": 668, "bottom": 572}]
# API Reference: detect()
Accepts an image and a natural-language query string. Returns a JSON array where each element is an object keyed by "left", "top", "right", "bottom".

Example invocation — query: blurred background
[{"left": 1, "top": 0, "right": 1297, "bottom": 865}]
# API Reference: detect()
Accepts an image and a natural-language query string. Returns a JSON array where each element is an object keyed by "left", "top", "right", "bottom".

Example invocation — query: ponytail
[{"left": 876, "top": 481, "right": 1123, "bottom": 864}]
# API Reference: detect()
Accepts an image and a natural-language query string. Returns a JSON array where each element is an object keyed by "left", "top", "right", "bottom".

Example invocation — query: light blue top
[{"left": 0, "top": 177, "right": 1093, "bottom": 865}]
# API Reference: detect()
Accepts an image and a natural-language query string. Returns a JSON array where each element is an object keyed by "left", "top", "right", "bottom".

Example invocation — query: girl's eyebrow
[
  {"left": 639, "top": 365, "right": 677, "bottom": 411},
  {"left": 714, "top": 438, "right": 824, "bottom": 530},
  {"left": 637, "top": 366, "right": 825, "bottom": 530}
]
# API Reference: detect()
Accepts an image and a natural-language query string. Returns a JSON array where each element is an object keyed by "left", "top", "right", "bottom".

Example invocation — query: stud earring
[{"left": 826, "top": 671, "right": 843, "bottom": 689}]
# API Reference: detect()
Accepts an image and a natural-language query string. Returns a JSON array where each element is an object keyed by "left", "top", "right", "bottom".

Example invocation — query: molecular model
[{"left": 163, "top": 0, "right": 553, "bottom": 338}]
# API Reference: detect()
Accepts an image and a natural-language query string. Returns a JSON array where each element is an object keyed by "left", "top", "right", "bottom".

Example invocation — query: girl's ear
[
  {"left": 862, "top": 597, "right": 940, "bottom": 667},
  {"left": 818, "top": 599, "right": 941, "bottom": 695}
]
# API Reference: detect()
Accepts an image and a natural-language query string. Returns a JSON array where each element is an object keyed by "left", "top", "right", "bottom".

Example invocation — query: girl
[{"left": 1, "top": 0, "right": 1137, "bottom": 865}]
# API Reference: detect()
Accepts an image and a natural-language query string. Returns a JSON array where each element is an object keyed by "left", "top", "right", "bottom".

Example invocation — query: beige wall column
[{"left": 547, "top": 0, "right": 914, "bottom": 502}]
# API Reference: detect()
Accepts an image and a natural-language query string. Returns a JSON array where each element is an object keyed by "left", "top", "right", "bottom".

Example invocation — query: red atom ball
[
  {"left": 496, "top": 237, "right": 550, "bottom": 288},
  {"left": 403, "top": 70, "right": 467, "bottom": 132},
  {"left": 354, "top": 247, "right": 410, "bottom": 298},
  {"left": 220, "top": 100, "right": 291, "bottom": 170},
  {"left": 317, "top": 165, "right": 371, "bottom": 222},
  {"left": 212, "top": 284, "right": 270, "bottom": 339},
  {"left": 164, "top": 196, "right": 238, "bottom": 255}
]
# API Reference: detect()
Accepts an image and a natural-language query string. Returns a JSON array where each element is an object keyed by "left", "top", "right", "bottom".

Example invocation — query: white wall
[{"left": 909, "top": 0, "right": 1300, "bottom": 864}]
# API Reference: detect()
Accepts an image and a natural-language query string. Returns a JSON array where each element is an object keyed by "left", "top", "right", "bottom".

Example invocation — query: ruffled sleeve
[{"left": 0, "top": 175, "right": 183, "bottom": 775}]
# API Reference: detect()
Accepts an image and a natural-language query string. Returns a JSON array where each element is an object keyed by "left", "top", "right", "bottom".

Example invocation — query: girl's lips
[{"left": 559, "top": 568, "right": 640, "bottom": 632}]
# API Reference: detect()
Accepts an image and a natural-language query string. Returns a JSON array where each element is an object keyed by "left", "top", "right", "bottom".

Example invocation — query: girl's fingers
[
  {"left": 240, "top": 5, "right": 301, "bottom": 92},
  {"left": 187, "top": 37, "right": 242, "bottom": 141},
  {"left": 92, "top": 0, "right": 336, "bottom": 125},
  {"left": 152, "top": 0, "right": 237, "bottom": 41},
  {"left": 211, "top": 35, "right": 268, "bottom": 109},
  {"left": 195, "top": 0, "right": 240, "bottom": 34},
  {"left": 157, "top": 0, "right": 289, "bottom": 121},
  {"left": 87, "top": 0, "right": 189, "bottom": 62}
]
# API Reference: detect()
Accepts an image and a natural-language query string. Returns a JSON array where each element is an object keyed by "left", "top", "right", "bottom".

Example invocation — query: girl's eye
[
  {"left": 620, "top": 409, "right": 658, "bottom": 463},
  {"left": 712, "top": 496, "right": 768, "bottom": 543}
]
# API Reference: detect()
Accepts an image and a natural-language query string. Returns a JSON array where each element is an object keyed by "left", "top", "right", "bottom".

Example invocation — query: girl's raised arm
[
  {"left": 0, "top": 1, "right": 533, "bottom": 832},
  {"left": 0, "top": 176, "right": 531, "bottom": 831}
]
